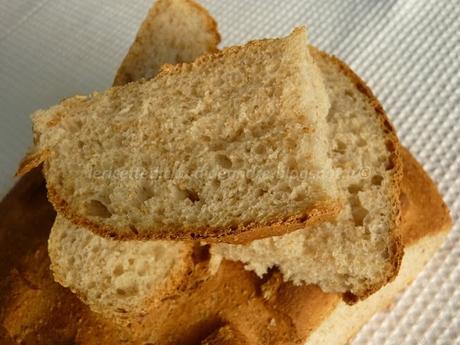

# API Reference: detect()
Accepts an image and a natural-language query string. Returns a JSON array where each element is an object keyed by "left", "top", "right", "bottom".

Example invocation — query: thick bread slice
[
  {"left": 113, "top": 0, "right": 220, "bottom": 86},
  {"left": 48, "top": 215, "right": 192, "bottom": 318},
  {"left": 25, "top": 28, "right": 340, "bottom": 242},
  {"left": 210, "top": 48, "right": 403, "bottom": 300}
]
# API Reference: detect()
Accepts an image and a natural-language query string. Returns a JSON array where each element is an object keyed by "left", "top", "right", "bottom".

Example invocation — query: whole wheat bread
[
  {"left": 21, "top": 28, "right": 339, "bottom": 242},
  {"left": 210, "top": 47, "right": 403, "bottom": 300}
]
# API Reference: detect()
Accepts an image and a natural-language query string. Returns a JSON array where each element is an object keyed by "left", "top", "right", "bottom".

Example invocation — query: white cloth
[{"left": 0, "top": 1, "right": 458, "bottom": 344}]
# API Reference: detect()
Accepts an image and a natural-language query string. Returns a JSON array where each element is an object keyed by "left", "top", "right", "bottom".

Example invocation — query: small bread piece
[
  {"left": 211, "top": 48, "right": 403, "bottom": 299},
  {"left": 48, "top": 216, "right": 192, "bottom": 318},
  {"left": 26, "top": 28, "right": 340, "bottom": 242},
  {"left": 113, "top": 0, "right": 220, "bottom": 86}
]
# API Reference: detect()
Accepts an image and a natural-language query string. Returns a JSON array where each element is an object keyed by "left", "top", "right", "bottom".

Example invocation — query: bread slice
[
  {"left": 210, "top": 47, "right": 403, "bottom": 300},
  {"left": 113, "top": 0, "right": 220, "bottom": 86},
  {"left": 23, "top": 28, "right": 340, "bottom": 242},
  {"left": 48, "top": 215, "right": 193, "bottom": 318}
]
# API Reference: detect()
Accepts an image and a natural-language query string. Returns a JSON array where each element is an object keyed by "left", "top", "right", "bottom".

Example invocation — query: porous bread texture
[
  {"left": 210, "top": 48, "right": 403, "bottom": 299},
  {"left": 113, "top": 0, "right": 220, "bottom": 85},
  {"left": 48, "top": 215, "right": 192, "bottom": 318},
  {"left": 31, "top": 28, "right": 340, "bottom": 241}
]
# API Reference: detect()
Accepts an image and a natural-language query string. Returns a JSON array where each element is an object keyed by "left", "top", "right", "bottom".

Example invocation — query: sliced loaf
[
  {"left": 113, "top": 0, "right": 220, "bottom": 85},
  {"left": 210, "top": 48, "right": 403, "bottom": 299},
  {"left": 24, "top": 28, "right": 340, "bottom": 242}
]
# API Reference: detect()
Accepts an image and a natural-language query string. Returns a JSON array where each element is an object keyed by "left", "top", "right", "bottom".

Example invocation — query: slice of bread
[
  {"left": 113, "top": 0, "right": 220, "bottom": 86},
  {"left": 210, "top": 48, "right": 403, "bottom": 300},
  {"left": 24, "top": 28, "right": 340, "bottom": 242},
  {"left": 48, "top": 215, "right": 193, "bottom": 318}
]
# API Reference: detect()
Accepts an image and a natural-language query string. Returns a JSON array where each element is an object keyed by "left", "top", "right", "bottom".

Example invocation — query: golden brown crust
[
  {"left": 399, "top": 147, "right": 452, "bottom": 245},
  {"left": 310, "top": 47, "right": 404, "bottom": 302},
  {"left": 113, "top": 0, "right": 221, "bottom": 86}
]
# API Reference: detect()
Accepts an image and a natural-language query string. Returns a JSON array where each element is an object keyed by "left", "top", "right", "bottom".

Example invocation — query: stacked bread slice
[{"left": 14, "top": 0, "right": 450, "bottom": 344}]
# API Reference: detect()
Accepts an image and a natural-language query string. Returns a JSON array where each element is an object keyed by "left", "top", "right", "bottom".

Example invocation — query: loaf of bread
[
  {"left": 22, "top": 28, "right": 339, "bottom": 242},
  {"left": 1, "top": 147, "right": 450, "bottom": 345},
  {"left": 211, "top": 47, "right": 403, "bottom": 300}
]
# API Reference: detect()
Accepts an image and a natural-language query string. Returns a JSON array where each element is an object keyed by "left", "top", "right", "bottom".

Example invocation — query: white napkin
[{"left": 0, "top": 1, "right": 458, "bottom": 344}]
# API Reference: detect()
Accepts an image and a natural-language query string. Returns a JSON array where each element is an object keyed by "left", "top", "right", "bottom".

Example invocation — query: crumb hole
[
  {"left": 385, "top": 140, "right": 395, "bottom": 152},
  {"left": 84, "top": 200, "right": 112, "bottom": 218},
  {"left": 348, "top": 184, "right": 362, "bottom": 194},
  {"left": 372, "top": 175, "right": 383, "bottom": 186},
  {"left": 256, "top": 189, "right": 268, "bottom": 197},
  {"left": 215, "top": 154, "right": 232, "bottom": 169},
  {"left": 336, "top": 140, "right": 347, "bottom": 152},
  {"left": 113, "top": 264, "right": 124, "bottom": 277},
  {"left": 385, "top": 156, "right": 395, "bottom": 170},
  {"left": 185, "top": 188, "right": 200, "bottom": 203},
  {"left": 254, "top": 144, "right": 265, "bottom": 155},
  {"left": 357, "top": 138, "right": 367, "bottom": 147},
  {"left": 211, "top": 179, "right": 220, "bottom": 189},
  {"left": 349, "top": 195, "right": 368, "bottom": 226}
]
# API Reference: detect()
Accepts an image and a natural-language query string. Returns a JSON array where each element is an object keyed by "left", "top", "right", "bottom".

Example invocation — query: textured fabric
[{"left": 0, "top": 1, "right": 458, "bottom": 344}]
